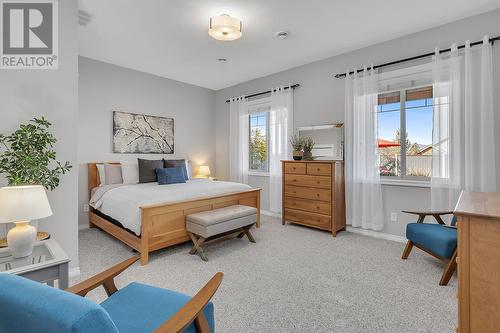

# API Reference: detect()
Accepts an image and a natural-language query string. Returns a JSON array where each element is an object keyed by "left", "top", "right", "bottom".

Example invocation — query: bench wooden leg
[
  {"left": 189, "top": 235, "right": 206, "bottom": 255},
  {"left": 244, "top": 227, "right": 256, "bottom": 243},
  {"left": 236, "top": 231, "right": 245, "bottom": 239},
  {"left": 188, "top": 232, "right": 208, "bottom": 261}
]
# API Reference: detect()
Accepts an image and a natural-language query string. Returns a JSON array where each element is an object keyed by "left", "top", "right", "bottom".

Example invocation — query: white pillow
[
  {"left": 121, "top": 162, "right": 139, "bottom": 184},
  {"left": 185, "top": 160, "right": 193, "bottom": 179},
  {"left": 96, "top": 164, "right": 105, "bottom": 186}
]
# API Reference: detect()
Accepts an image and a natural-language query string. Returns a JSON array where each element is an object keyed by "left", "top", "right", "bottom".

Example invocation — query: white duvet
[{"left": 89, "top": 179, "right": 252, "bottom": 236}]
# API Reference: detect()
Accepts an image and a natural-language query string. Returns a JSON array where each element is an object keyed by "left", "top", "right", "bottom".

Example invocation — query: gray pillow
[
  {"left": 138, "top": 158, "right": 164, "bottom": 183},
  {"left": 163, "top": 159, "right": 188, "bottom": 180},
  {"left": 104, "top": 163, "right": 123, "bottom": 185}
]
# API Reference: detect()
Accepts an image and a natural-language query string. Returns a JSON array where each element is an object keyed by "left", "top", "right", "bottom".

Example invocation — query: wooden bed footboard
[{"left": 87, "top": 163, "right": 261, "bottom": 265}]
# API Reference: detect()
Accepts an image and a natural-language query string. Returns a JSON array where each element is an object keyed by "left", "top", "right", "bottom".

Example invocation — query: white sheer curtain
[
  {"left": 464, "top": 36, "right": 497, "bottom": 192},
  {"left": 269, "top": 86, "right": 294, "bottom": 214},
  {"left": 431, "top": 44, "right": 463, "bottom": 210},
  {"left": 229, "top": 96, "right": 249, "bottom": 184},
  {"left": 344, "top": 67, "right": 384, "bottom": 231},
  {"left": 431, "top": 37, "right": 497, "bottom": 210}
]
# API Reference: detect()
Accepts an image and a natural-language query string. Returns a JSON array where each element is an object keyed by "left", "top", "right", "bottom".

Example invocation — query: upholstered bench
[{"left": 186, "top": 205, "right": 258, "bottom": 261}]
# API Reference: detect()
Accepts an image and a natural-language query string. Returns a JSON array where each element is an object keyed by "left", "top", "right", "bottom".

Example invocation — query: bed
[{"left": 87, "top": 163, "right": 261, "bottom": 265}]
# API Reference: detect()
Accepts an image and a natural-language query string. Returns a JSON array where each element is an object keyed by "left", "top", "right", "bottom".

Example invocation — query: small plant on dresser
[{"left": 289, "top": 134, "right": 304, "bottom": 160}]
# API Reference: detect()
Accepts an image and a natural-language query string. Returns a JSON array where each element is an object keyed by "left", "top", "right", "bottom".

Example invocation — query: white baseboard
[
  {"left": 78, "top": 224, "right": 89, "bottom": 231},
  {"left": 260, "top": 210, "right": 281, "bottom": 218},
  {"left": 69, "top": 267, "right": 81, "bottom": 279},
  {"left": 346, "top": 226, "right": 407, "bottom": 243}
]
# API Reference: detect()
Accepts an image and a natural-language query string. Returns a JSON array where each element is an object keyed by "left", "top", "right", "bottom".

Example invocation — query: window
[
  {"left": 248, "top": 102, "right": 270, "bottom": 173},
  {"left": 377, "top": 86, "right": 436, "bottom": 180}
]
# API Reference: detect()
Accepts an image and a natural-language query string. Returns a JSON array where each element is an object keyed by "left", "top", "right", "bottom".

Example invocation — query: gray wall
[
  {"left": 215, "top": 10, "right": 500, "bottom": 237},
  {"left": 0, "top": 1, "right": 79, "bottom": 268},
  {"left": 77, "top": 57, "right": 216, "bottom": 226}
]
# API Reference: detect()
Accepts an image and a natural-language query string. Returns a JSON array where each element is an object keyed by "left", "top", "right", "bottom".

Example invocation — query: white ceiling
[{"left": 78, "top": 0, "right": 500, "bottom": 90}]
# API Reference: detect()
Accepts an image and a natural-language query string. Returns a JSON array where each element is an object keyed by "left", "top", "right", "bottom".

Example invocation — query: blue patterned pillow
[{"left": 155, "top": 167, "right": 187, "bottom": 185}]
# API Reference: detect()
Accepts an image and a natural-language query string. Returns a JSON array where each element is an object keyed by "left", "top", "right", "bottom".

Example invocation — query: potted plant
[
  {"left": 0, "top": 117, "right": 72, "bottom": 190},
  {"left": 302, "top": 136, "right": 315, "bottom": 160},
  {"left": 289, "top": 134, "right": 304, "bottom": 161},
  {"left": 0, "top": 117, "right": 72, "bottom": 235}
]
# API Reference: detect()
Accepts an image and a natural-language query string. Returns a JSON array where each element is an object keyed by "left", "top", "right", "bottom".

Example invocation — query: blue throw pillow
[{"left": 156, "top": 167, "right": 187, "bottom": 185}]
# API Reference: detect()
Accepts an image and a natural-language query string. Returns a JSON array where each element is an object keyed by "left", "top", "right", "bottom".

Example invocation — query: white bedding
[{"left": 89, "top": 179, "right": 252, "bottom": 236}]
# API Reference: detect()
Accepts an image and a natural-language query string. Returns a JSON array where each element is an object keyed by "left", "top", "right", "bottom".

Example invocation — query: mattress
[{"left": 89, "top": 179, "right": 252, "bottom": 236}]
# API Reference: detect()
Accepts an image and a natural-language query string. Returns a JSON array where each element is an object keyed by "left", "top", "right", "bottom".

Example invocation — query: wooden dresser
[
  {"left": 281, "top": 160, "right": 345, "bottom": 236},
  {"left": 454, "top": 191, "right": 500, "bottom": 333}
]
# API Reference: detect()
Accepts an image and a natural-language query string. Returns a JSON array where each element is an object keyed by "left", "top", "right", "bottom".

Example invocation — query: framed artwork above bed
[{"left": 113, "top": 111, "right": 174, "bottom": 154}]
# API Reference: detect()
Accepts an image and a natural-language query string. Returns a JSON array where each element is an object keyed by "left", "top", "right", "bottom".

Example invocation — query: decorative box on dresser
[
  {"left": 281, "top": 160, "right": 345, "bottom": 236},
  {"left": 454, "top": 191, "right": 500, "bottom": 333}
]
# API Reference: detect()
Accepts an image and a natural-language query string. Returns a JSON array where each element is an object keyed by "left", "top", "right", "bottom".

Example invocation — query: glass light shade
[
  {"left": 209, "top": 14, "right": 242, "bottom": 41},
  {"left": 0, "top": 185, "right": 52, "bottom": 223},
  {"left": 198, "top": 165, "right": 211, "bottom": 177}
]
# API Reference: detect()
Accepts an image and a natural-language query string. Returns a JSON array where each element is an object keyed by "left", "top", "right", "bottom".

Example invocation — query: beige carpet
[{"left": 76, "top": 215, "right": 457, "bottom": 332}]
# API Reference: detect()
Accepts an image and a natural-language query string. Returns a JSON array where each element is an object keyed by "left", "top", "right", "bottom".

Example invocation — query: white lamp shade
[
  {"left": 198, "top": 165, "right": 211, "bottom": 177},
  {"left": 208, "top": 14, "right": 242, "bottom": 41},
  {"left": 0, "top": 185, "right": 52, "bottom": 223}
]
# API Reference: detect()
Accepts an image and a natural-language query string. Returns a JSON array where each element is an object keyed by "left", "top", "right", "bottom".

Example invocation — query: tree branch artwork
[{"left": 113, "top": 111, "right": 174, "bottom": 154}]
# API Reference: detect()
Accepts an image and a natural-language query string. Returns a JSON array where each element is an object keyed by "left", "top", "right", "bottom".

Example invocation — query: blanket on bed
[{"left": 89, "top": 179, "right": 252, "bottom": 236}]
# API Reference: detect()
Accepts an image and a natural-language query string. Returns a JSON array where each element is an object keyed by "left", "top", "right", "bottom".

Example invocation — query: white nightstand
[{"left": 0, "top": 239, "right": 70, "bottom": 289}]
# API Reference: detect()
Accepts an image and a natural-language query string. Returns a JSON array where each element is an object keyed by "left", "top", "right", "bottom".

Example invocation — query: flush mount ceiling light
[{"left": 209, "top": 14, "right": 242, "bottom": 41}]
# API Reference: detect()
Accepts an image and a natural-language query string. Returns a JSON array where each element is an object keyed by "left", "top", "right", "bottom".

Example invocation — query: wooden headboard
[{"left": 87, "top": 162, "right": 120, "bottom": 198}]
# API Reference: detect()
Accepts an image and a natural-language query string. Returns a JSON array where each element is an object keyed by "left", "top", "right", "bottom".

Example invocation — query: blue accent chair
[
  {"left": 401, "top": 210, "right": 457, "bottom": 285},
  {"left": 0, "top": 256, "right": 222, "bottom": 333}
]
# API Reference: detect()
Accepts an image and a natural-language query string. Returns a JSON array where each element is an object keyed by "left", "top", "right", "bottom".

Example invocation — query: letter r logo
[{"left": 2, "top": 2, "right": 53, "bottom": 54}]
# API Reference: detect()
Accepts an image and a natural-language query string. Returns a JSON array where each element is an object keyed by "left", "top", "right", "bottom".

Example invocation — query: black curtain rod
[
  {"left": 225, "top": 84, "right": 300, "bottom": 103},
  {"left": 334, "top": 35, "right": 500, "bottom": 78}
]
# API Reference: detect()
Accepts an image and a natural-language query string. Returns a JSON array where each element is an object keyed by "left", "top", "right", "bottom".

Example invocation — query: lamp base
[{"left": 7, "top": 221, "right": 37, "bottom": 258}]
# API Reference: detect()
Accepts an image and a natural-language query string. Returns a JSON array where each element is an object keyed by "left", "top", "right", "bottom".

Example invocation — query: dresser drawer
[
  {"left": 284, "top": 197, "right": 331, "bottom": 215},
  {"left": 284, "top": 162, "right": 306, "bottom": 174},
  {"left": 307, "top": 163, "right": 332, "bottom": 176},
  {"left": 284, "top": 208, "right": 331, "bottom": 230},
  {"left": 284, "top": 174, "right": 331, "bottom": 189},
  {"left": 284, "top": 185, "right": 331, "bottom": 202}
]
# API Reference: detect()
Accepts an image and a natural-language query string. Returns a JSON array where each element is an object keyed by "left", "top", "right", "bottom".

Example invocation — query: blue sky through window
[{"left": 377, "top": 98, "right": 432, "bottom": 146}]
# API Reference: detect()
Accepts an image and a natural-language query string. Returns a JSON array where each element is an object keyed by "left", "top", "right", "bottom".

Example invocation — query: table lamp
[
  {"left": 197, "top": 165, "right": 211, "bottom": 178},
  {"left": 0, "top": 185, "right": 52, "bottom": 258}
]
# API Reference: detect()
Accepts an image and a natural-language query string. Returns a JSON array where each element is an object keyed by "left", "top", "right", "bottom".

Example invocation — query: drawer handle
[
  {"left": 293, "top": 179, "right": 297, "bottom": 182},
  {"left": 317, "top": 168, "right": 320, "bottom": 171},
  {"left": 317, "top": 181, "right": 320, "bottom": 184},
  {"left": 316, "top": 206, "right": 321, "bottom": 210},
  {"left": 316, "top": 194, "right": 320, "bottom": 197}
]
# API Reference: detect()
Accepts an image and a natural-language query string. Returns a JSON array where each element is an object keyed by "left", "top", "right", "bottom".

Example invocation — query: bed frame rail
[{"left": 87, "top": 163, "right": 261, "bottom": 265}]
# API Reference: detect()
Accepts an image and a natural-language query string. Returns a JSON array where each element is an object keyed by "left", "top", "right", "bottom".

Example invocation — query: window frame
[
  {"left": 377, "top": 84, "right": 433, "bottom": 185},
  {"left": 247, "top": 97, "right": 271, "bottom": 176}
]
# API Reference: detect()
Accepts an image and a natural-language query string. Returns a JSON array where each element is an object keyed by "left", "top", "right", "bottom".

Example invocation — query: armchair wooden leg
[
  {"left": 402, "top": 241, "right": 413, "bottom": 259},
  {"left": 439, "top": 250, "right": 457, "bottom": 286}
]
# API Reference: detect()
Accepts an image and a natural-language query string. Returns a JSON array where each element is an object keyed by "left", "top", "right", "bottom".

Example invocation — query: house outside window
[
  {"left": 248, "top": 99, "right": 271, "bottom": 173},
  {"left": 377, "top": 86, "right": 439, "bottom": 181}
]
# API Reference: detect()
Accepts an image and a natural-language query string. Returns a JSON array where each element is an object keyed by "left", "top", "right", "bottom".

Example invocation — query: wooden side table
[{"left": 0, "top": 239, "right": 70, "bottom": 289}]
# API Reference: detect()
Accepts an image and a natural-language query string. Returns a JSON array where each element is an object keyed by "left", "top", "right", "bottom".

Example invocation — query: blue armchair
[
  {"left": 0, "top": 256, "right": 222, "bottom": 333},
  {"left": 401, "top": 211, "right": 457, "bottom": 286}
]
